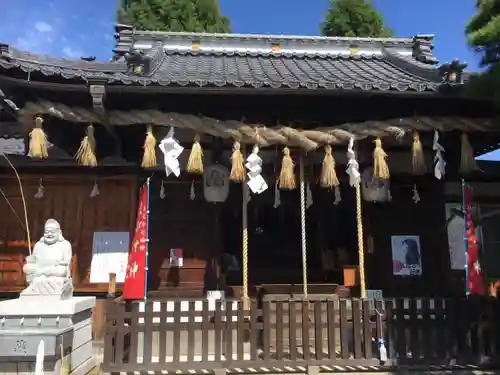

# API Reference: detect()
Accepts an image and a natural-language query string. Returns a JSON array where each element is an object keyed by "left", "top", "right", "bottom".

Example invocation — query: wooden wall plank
[{"left": 0, "top": 173, "right": 137, "bottom": 293}]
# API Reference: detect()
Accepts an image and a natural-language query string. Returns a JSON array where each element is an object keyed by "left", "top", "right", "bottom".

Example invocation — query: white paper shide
[
  {"left": 346, "top": 137, "right": 361, "bottom": 187},
  {"left": 159, "top": 127, "right": 184, "bottom": 177},
  {"left": 433, "top": 130, "right": 446, "bottom": 180},
  {"left": 246, "top": 145, "right": 268, "bottom": 194}
]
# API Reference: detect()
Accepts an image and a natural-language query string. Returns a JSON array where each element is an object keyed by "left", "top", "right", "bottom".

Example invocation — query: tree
[
  {"left": 117, "top": 0, "right": 231, "bottom": 33},
  {"left": 320, "top": 0, "right": 392, "bottom": 38},
  {"left": 465, "top": 0, "right": 500, "bottom": 101}
]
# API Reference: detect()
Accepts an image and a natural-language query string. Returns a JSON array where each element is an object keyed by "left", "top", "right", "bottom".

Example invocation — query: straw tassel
[
  {"left": 459, "top": 132, "right": 480, "bottom": 174},
  {"left": 412, "top": 132, "right": 426, "bottom": 175},
  {"left": 278, "top": 146, "right": 296, "bottom": 189},
  {"left": 141, "top": 125, "right": 157, "bottom": 168},
  {"left": 28, "top": 117, "right": 48, "bottom": 158},
  {"left": 75, "top": 125, "right": 97, "bottom": 167},
  {"left": 373, "top": 137, "right": 390, "bottom": 180},
  {"left": 320, "top": 145, "right": 339, "bottom": 188},
  {"left": 230, "top": 141, "right": 245, "bottom": 182},
  {"left": 187, "top": 134, "right": 204, "bottom": 174}
]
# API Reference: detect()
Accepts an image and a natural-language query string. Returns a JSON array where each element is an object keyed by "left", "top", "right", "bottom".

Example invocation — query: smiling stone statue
[{"left": 21, "top": 219, "right": 73, "bottom": 300}]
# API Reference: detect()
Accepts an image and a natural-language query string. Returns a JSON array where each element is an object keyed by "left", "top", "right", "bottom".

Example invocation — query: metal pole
[
  {"left": 144, "top": 177, "right": 151, "bottom": 300},
  {"left": 299, "top": 155, "right": 308, "bottom": 298},
  {"left": 462, "top": 179, "right": 468, "bottom": 295}
]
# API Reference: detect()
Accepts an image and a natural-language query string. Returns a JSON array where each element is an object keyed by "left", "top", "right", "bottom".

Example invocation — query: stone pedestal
[{"left": 0, "top": 296, "right": 96, "bottom": 375}]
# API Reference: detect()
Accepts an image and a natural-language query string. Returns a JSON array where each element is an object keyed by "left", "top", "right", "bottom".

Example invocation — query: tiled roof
[{"left": 0, "top": 26, "right": 453, "bottom": 93}]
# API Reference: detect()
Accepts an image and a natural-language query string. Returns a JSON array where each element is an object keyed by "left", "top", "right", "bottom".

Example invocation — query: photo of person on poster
[{"left": 391, "top": 235, "right": 422, "bottom": 276}]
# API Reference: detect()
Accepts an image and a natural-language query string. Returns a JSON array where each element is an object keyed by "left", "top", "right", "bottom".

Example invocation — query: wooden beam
[{"left": 87, "top": 81, "right": 123, "bottom": 157}]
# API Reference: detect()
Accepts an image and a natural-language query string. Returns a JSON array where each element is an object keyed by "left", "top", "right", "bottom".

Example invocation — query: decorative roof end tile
[
  {"left": 412, "top": 35, "right": 438, "bottom": 65},
  {"left": 0, "top": 43, "right": 11, "bottom": 61},
  {"left": 124, "top": 48, "right": 152, "bottom": 75},
  {"left": 438, "top": 59, "right": 468, "bottom": 84},
  {"left": 112, "top": 23, "right": 135, "bottom": 61}
]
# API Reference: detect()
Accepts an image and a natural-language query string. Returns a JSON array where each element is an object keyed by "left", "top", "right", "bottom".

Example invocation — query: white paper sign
[
  {"left": 169, "top": 248, "right": 183, "bottom": 267},
  {"left": 90, "top": 232, "right": 130, "bottom": 283},
  {"left": 207, "top": 290, "right": 225, "bottom": 311},
  {"left": 366, "top": 289, "right": 384, "bottom": 310}
]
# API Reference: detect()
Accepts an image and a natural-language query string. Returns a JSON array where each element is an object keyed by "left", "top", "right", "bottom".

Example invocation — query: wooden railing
[{"left": 102, "top": 295, "right": 500, "bottom": 373}]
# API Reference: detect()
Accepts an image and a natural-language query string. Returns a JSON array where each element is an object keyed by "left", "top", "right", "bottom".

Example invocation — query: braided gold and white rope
[
  {"left": 299, "top": 155, "right": 308, "bottom": 299},
  {"left": 21, "top": 100, "right": 495, "bottom": 150}
]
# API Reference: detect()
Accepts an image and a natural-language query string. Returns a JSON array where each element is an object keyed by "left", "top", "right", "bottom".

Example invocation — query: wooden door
[{"left": 148, "top": 180, "right": 219, "bottom": 292}]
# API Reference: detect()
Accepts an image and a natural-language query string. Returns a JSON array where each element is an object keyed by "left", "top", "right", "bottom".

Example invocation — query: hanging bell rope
[
  {"left": 459, "top": 132, "right": 480, "bottom": 174},
  {"left": 355, "top": 183, "right": 367, "bottom": 298},
  {"left": 28, "top": 116, "right": 48, "bottom": 158},
  {"left": 373, "top": 137, "right": 390, "bottom": 180},
  {"left": 141, "top": 125, "right": 157, "bottom": 169},
  {"left": 187, "top": 133, "right": 204, "bottom": 174},
  {"left": 320, "top": 144, "right": 339, "bottom": 188},
  {"left": 411, "top": 132, "right": 426, "bottom": 175},
  {"left": 230, "top": 141, "right": 245, "bottom": 182},
  {"left": 278, "top": 146, "right": 296, "bottom": 189},
  {"left": 75, "top": 125, "right": 97, "bottom": 167}
]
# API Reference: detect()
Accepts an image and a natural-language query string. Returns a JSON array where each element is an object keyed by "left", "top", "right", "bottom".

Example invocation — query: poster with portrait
[{"left": 391, "top": 235, "right": 422, "bottom": 276}]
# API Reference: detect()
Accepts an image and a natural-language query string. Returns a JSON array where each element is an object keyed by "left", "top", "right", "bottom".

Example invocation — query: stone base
[
  {"left": 0, "top": 296, "right": 95, "bottom": 317},
  {"left": 0, "top": 296, "right": 96, "bottom": 375},
  {"left": 0, "top": 348, "right": 96, "bottom": 375}
]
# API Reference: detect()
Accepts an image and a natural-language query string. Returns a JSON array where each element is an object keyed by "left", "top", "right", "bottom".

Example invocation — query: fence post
[
  {"left": 103, "top": 272, "right": 117, "bottom": 369},
  {"left": 108, "top": 272, "right": 117, "bottom": 298}
]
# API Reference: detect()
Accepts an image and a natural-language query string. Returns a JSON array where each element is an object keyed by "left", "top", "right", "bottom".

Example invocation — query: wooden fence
[{"left": 102, "top": 295, "right": 500, "bottom": 373}]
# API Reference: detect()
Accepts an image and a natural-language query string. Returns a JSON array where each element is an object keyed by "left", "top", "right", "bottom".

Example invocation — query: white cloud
[
  {"left": 62, "top": 47, "right": 82, "bottom": 59},
  {"left": 15, "top": 27, "right": 55, "bottom": 52},
  {"left": 35, "top": 21, "right": 53, "bottom": 33}
]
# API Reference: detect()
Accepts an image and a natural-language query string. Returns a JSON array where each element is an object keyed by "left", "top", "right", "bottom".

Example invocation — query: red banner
[
  {"left": 122, "top": 183, "right": 149, "bottom": 299},
  {"left": 464, "top": 185, "right": 485, "bottom": 296}
]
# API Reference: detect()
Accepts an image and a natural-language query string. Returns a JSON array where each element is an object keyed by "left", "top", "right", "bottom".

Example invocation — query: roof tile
[{"left": 0, "top": 29, "right": 447, "bottom": 93}]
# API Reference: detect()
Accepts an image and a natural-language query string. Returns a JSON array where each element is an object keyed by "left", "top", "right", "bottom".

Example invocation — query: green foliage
[
  {"left": 320, "top": 0, "right": 392, "bottom": 38},
  {"left": 118, "top": 0, "right": 231, "bottom": 33},
  {"left": 466, "top": 0, "right": 500, "bottom": 66},
  {"left": 465, "top": 0, "right": 500, "bottom": 100}
]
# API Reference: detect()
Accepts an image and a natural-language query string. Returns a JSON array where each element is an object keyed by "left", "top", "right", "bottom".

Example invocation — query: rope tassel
[
  {"left": 278, "top": 146, "right": 296, "bottom": 189},
  {"left": 373, "top": 137, "right": 390, "bottom": 180},
  {"left": 320, "top": 145, "right": 339, "bottom": 188},
  {"left": 187, "top": 134, "right": 204, "bottom": 174},
  {"left": 75, "top": 125, "right": 97, "bottom": 167},
  {"left": 411, "top": 132, "right": 426, "bottom": 175},
  {"left": 141, "top": 125, "right": 157, "bottom": 169},
  {"left": 230, "top": 141, "right": 245, "bottom": 182},
  {"left": 28, "top": 117, "right": 48, "bottom": 159},
  {"left": 459, "top": 133, "right": 480, "bottom": 174}
]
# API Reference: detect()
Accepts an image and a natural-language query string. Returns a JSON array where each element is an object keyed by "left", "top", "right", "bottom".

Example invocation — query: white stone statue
[{"left": 21, "top": 219, "right": 73, "bottom": 300}]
